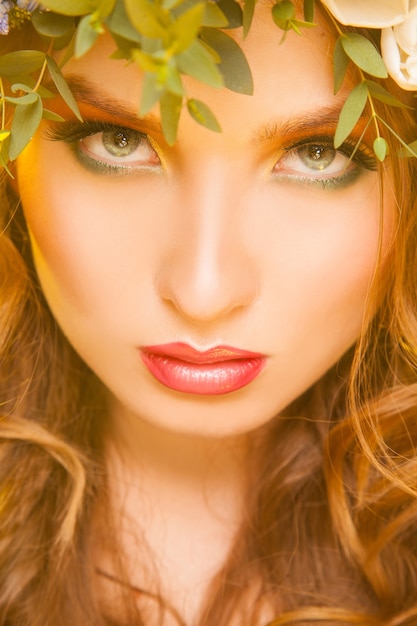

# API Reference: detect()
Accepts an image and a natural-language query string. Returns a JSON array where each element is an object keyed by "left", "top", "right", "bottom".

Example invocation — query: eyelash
[
  {"left": 45, "top": 121, "right": 161, "bottom": 176},
  {"left": 46, "top": 122, "right": 378, "bottom": 189},
  {"left": 273, "top": 135, "right": 377, "bottom": 190}
]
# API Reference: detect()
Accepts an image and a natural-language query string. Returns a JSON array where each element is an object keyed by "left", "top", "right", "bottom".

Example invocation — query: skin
[
  {"left": 17, "top": 23, "right": 394, "bottom": 440},
  {"left": 15, "top": 6, "right": 395, "bottom": 621}
]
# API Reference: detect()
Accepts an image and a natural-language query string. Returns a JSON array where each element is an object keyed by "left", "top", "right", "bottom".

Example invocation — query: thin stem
[
  {"left": 0, "top": 78, "right": 5, "bottom": 130},
  {"left": 378, "top": 115, "right": 417, "bottom": 158},
  {"left": 321, "top": 4, "right": 383, "bottom": 151},
  {"left": 365, "top": 85, "right": 381, "bottom": 141},
  {"left": 32, "top": 39, "right": 54, "bottom": 93},
  {"left": 347, "top": 116, "right": 373, "bottom": 164},
  {"left": 321, "top": 3, "right": 343, "bottom": 36}
]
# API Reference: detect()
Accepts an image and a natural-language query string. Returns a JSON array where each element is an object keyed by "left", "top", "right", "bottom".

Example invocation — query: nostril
[{"left": 156, "top": 247, "right": 258, "bottom": 324}]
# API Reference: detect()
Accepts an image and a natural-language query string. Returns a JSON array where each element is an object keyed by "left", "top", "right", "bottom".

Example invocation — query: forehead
[{"left": 62, "top": 6, "right": 338, "bottom": 143}]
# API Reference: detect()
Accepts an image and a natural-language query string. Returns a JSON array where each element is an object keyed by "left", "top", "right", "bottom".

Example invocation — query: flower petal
[
  {"left": 381, "top": 26, "right": 417, "bottom": 89},
  {"left": 320, "top": 0, "right": 408, "bottom": 27},
  {"left": 393, "top": 6, "right": 417, "bottom": 54}
]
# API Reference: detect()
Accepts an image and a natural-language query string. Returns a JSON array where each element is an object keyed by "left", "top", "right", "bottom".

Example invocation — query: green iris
[{"left": 102, "top": 129, "right": 141, "bottom": 158}]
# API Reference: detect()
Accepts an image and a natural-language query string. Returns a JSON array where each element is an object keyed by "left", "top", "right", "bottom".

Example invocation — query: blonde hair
[{"left": 1, "top": 8, "right": 417, "bottom": 626}]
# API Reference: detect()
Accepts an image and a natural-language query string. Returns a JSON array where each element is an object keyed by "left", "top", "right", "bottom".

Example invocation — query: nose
[{"left": 156, "top": 164, "right": 258, "bottom": 324}]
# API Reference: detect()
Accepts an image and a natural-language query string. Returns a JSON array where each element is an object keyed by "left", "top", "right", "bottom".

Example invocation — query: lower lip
[{"left": 140, "top": 352, "right": 266, "bottom": 395}]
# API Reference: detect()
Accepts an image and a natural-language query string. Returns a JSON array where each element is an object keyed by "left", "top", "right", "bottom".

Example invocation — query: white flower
[
  {"left": 321, "top": 0, "right": 417, "bottom": 91},
  {"left": 381, "top": 2, "right": 417, "bottom": 89},
  {"left": 320, "top": 0, "right": 409, "bottom": 28}
]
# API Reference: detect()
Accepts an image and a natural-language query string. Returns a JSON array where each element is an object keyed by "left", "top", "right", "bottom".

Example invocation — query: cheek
[
  {"left": 16, "top": 139, "right": 162, "bottom": 325},
  {"left": 249, "top": 178, "right": 394, "bottom": 343},
  {"left": 21, "top": 179, "right": 108, "bottom": 317}
]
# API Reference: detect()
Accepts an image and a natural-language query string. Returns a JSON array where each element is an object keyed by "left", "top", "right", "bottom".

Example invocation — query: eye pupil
[
  {"left": 299, "top": 144, "right": 336, "bottom": 171},
  {"left": 309, "top": 145, "right": 325, "bottom": 161},
  {"left": 115, "top": 131, "right": 129, "bottom": 148},
  {"left": 102, "top": 129, "right": 141, "bottom": 157}
]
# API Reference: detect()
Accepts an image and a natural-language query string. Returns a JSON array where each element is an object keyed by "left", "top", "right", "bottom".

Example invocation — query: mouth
[{"left": 140, "top": 342, "right": 267, "bottom": 396}]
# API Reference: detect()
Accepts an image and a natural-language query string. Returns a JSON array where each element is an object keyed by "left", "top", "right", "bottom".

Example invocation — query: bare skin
[{"left": 16, "top": 5, "right": 395, "bottom": 622}]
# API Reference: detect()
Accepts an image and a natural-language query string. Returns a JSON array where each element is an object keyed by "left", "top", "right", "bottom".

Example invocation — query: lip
[{"left": 140, "top": 342, "right": 266, "bottom": 396}]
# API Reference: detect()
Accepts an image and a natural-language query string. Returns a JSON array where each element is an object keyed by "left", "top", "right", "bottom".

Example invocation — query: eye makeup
[
  {"left": 45, "top": 120, "right": 162, "bottom": 176},
  {"left": 46, "top": 116, "right": 378, "bottom": 190},
  {"left": 270, "top": 134, "right": 378, "bottom": 191}
]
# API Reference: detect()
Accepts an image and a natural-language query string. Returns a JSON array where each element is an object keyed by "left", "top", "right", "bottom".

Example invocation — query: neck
[
  {"left": 98, "top": 399, "right": 251, "bottom": 623},
  {"left": 106, "top": 396, "right": 249, "bottom": 489}
]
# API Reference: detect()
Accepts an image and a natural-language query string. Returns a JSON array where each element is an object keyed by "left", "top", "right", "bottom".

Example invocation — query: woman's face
[{"left": 17, "top": 8, "right": 394, "bottom": 437}]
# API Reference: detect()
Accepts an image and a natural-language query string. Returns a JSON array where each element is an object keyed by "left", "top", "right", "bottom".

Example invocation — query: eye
[
  {"left": 46, "top": 122, "right": 162, "bottom": 176},
  {"left": 79, "top": 127, "right": 161, "bottom": 169},
  {"left": 271, "top": 138, "right": 376, "bottom": 189},
  {"left": 274, "top": 143, "right": 353, "bottom": 178}
]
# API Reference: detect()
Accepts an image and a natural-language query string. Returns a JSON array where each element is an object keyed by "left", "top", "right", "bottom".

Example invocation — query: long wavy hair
[{"left": 1, "top": 3, "right": 417, "bottom": 625}]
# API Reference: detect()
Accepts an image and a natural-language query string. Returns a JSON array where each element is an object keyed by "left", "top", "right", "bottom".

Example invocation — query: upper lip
[{"left": 141, "top": 342, "right": 265, "bottom": 364}]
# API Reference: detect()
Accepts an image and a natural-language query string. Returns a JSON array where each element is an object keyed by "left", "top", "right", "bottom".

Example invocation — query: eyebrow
[
  {"left": 49, "top": 75, "right": 354, "bottom": 145},
  {"left": 49, "top": 74, "right": 163, "bottom": 134},
  {"left": 253, "top": 107, "right": 345, "bottom": 145}
]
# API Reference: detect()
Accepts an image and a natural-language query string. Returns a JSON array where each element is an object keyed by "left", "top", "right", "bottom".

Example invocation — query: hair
[{"left": 1, "top": 3, "right": 417, "bottom": 625}]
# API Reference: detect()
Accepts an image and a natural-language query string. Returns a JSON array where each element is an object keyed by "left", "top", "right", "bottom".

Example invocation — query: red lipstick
[{"left": 140, "top": 342, "right": 266, "bottom": 395}]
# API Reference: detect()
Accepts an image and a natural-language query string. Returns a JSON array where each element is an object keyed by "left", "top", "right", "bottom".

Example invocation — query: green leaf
[
  {"left": 161, "top": 0, "right": 182, "bottom": 10},
  {"left": 177, "top": 39, "right": 223, "bottom": 88},
  {"left": 124, "top": 0, "right": 168, "bottom": 39},
  {"left": 53, "top": 30, "right": 76, "bottom": 60},
  {"left": 200, "top": 28, "right": 253, "bottom": 94},
  {"left": 187, "top": 98, "right": 221, "bottom": 132},
  {"left": 9, "top": 97, "right": 43, "bottom": 160},
  {"left": 139, "top": 72, "right": 163, "bottom": 115},
  {"left": 0, "top": 51, "right": 46, "bottom": 77},
  {"left": 165, "top": 64, "right": 184, "bottom": 95},
  {"left": 334, "top": 82, "right": 368, "bottom": 148},
  {"left": 96, "top": 0, "right": 116, "bottom": 18},
  {"left": 0, "top": 145, "right": 13, "bottom": 175},
  {"left": 272, "top": 1, "right": 295, "bottom": 23},
  {"left": 39, "top": 0, "right": 93, "bottom": 15},
  {"left": 399, "top": 140, "right": 417, "bottom": 158},
  {"left": 46, "top": 56, "right": 82, "bottom": 121},
  {"left": 333, "top": 37, "right": 349, "bottom": 94},
  {"left": 373, "top": 137, "right": 388, "bottom": 161},
  {"left": 243, "top": 0, "right": 256, "bottom": 37},
  {"left": 110, "top": 45, "right": 130, "bottom": 60},
  {"left": 203, "top": 2, "right": 229, "bottom": 28},
  {"left": 31, "top": 10, "right": 75, "bottom": 37},
  {"left": 42, "top": 109, "right": 66, "bottom": 122},
  {"left": 51, "top": 29, "right": 77, "bottom": 52},
  {"left": 0, "top": 130, "right": 10, "bottom": 143},
  {"left": 365, "top": 80, "right": 406, "bottom": 107},
  {"left": 285, "top": 18, "right": 315, "bottom": 34},
  {"left": 108, "top": 33, "right": 132, "bottom": 58},
  {"left": 11, "top": 80, "right": 55, "bottom": 99},
  {"left": 160, "top": 91, "right": 182, "bottom": 145},
  {"left": 132, "top": 48, "right": 164, "bottom": 73},
  {"left": 141, "top": 36, "right": 164, "bottom": 55},
  {"left": 303, "top": 0, "right": 314, "bottom": 22},
  {"left": 215, "top": 0, "right": 242, "bottom": 28},
  {"left": 5, "top": 93, "right": 40, "bottom": 105},
  {"left": 341, "top": 34, "right": 387, "bottom": 79},
  {"left": 75, "top": 14, "right": 101, "bottom": 57},
  {"left": 170, "top": 3, "right": 205, "bottom": 53},
  {"left": 10, "top": 83, "right": 32, "bottom": 93},
  {"left": 89, "top": 13, "right": 107, "bottom": 33},
  {"left": 106, "top": 1, "right": 142, "bottom": 42}
]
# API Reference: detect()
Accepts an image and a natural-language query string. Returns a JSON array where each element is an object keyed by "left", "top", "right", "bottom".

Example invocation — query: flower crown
[{"left": 0, "top": 0, "right": 416, "bottom": 174}]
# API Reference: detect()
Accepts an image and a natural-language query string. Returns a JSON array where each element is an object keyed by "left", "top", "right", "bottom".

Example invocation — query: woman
[{"left": 1, "top": 0, "right": 417, "bottom": 624}]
